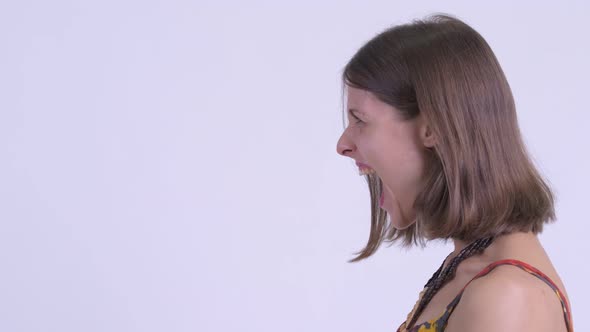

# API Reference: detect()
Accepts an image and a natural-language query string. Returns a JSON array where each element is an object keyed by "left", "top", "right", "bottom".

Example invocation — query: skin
[
  {"left": 336, "top": 85, "right": 574, "bottom": 331},
  {"left": 336, "top": 86, "right": 435, "bottom": 229}
]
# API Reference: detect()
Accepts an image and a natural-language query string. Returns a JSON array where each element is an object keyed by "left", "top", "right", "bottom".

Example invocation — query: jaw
[{"left": 380, "top": 178, "right": 416, "bottom": 230}]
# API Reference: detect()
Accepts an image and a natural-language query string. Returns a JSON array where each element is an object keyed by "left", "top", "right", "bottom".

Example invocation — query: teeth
[{"left": 359, "top": 167, "right": 376, "bottom": 176}]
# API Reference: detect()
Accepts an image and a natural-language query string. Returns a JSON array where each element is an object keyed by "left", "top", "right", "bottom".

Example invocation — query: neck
[
  {"left": 448, "top": 238, "right": 497, "bottom": 262},
  {"left": 449, "top": 231, "right": 539, "bottom": 262},
  {"left": 452, "top": 238, "right": 470, "bottom": 254}
]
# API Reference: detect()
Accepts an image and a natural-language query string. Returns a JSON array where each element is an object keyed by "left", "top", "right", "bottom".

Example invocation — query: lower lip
[{"left": 379, "top": 191, "right": 385, "bottom": 207}]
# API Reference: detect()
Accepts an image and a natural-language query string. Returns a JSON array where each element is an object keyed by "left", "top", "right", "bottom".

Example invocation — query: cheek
[
  {"left": 360, "top": 125, "right": 426, "bottom": 186},
  {"left": 379, "top": 141, "right": 426, "bottom": 191}
]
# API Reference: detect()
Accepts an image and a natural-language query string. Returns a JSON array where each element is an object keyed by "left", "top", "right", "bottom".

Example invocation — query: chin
[
  {"left": 385, "top": 206, "right": 416, "bottom": 230},
  {"left": 390, "top": 218, "right": 415, "bottom": 230}
]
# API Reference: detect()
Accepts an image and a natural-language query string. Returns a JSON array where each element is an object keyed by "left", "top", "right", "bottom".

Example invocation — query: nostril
[
  {"left": 337, "top": 137, "right": 354, "bottom": 156},
  {"left": 340, "top": 148, "right": 352, "bottom": 157}
]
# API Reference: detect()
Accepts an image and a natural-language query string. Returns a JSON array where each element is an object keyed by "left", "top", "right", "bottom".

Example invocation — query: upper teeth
[{"left": 359, "top": 167, "right": 376, "bottom": 176}]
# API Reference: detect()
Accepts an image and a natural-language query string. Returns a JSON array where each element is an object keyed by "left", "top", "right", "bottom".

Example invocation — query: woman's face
[{"left": 336, "top": 86, "right": 434, "bottom": 229}]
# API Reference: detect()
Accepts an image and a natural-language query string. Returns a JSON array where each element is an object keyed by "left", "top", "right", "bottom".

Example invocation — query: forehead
[
  {"left": 345, "top": 85, "right": 388, "bottom": 114},
  {"left": 346, "top": 86, "right": 373, "bottom": 106}
]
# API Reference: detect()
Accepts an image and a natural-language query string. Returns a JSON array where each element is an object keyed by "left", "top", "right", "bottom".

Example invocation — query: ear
[{"left": 419, "top": 120, "right": 436, "bottom": 148}]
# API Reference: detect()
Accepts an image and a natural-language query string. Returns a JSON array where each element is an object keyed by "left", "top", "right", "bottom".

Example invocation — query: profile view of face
[{"left": 336, "top": 86, "right": 433, "bottom": 230}]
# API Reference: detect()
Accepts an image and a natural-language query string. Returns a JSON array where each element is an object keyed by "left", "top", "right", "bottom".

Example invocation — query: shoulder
[{"left": 445, "top": 265, "right": 560, "bottom": 332}]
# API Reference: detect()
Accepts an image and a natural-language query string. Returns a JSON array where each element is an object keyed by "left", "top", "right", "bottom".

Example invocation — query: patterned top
[{"left": 396, "top": 259, "right": 573, "bottom": 332}]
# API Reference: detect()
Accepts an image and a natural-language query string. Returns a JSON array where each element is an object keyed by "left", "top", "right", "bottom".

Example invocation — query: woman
[{"left": 336, "top": 14, "right": 573, "bottom": 332}]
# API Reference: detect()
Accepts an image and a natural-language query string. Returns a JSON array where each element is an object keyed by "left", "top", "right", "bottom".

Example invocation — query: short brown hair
[{"left": 341, "top": 14, "right": 556, "bottom": 262}]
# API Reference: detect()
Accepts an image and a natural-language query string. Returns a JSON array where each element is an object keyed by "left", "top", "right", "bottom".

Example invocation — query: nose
[{"left": 336, "top": 129, "right": 355, "bottom": 158}]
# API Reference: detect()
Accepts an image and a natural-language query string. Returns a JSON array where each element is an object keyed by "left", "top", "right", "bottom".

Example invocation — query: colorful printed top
[{"left": 396, "top": 259, "right": 573, "bottom": 332}]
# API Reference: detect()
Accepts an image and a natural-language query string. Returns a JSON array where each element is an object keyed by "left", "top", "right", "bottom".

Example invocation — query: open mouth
[
  {"left": 356, "top": 163, "right": 387, "bottom": 208},
  {"left": 359, "top": 167, "right": 376, "bottom": 176}
]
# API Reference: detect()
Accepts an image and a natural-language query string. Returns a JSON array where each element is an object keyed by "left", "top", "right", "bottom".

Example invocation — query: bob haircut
[{"left": 341, "top": 14, "right": 555, "bottom": 262}]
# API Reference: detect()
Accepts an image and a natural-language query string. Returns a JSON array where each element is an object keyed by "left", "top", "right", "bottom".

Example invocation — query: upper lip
[{"left": 355, "top": 161, "right": 373, "bottom": 170}]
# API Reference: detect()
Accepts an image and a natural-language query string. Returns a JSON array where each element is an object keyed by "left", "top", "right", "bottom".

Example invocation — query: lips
[
  {"left": 355, "top": 161, "right": 376, "bottom": 175},
  {"left": 354, "top": 161, "right": 386, "bottom": 207},
  {"left": 355, "top": 161, "right": 372, "bottom": 169}
]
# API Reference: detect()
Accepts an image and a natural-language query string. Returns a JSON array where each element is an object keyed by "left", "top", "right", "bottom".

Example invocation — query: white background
[{"left": 1, "top": 1, "right": 588, "bottom": 331}]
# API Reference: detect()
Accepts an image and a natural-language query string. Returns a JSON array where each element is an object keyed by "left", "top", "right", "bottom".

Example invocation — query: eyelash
[{"left": 351, "top": 114, "right": 363, "bottom": 124}]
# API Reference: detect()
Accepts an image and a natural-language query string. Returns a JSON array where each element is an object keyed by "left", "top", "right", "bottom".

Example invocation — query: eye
[{"left": 351, "top": 113, "right": 363, "bottom": 124}]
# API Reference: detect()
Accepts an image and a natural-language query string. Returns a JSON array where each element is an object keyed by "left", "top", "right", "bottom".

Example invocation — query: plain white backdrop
[{"left": 1, "top": 1, "right": 588, "bottom": 331}]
